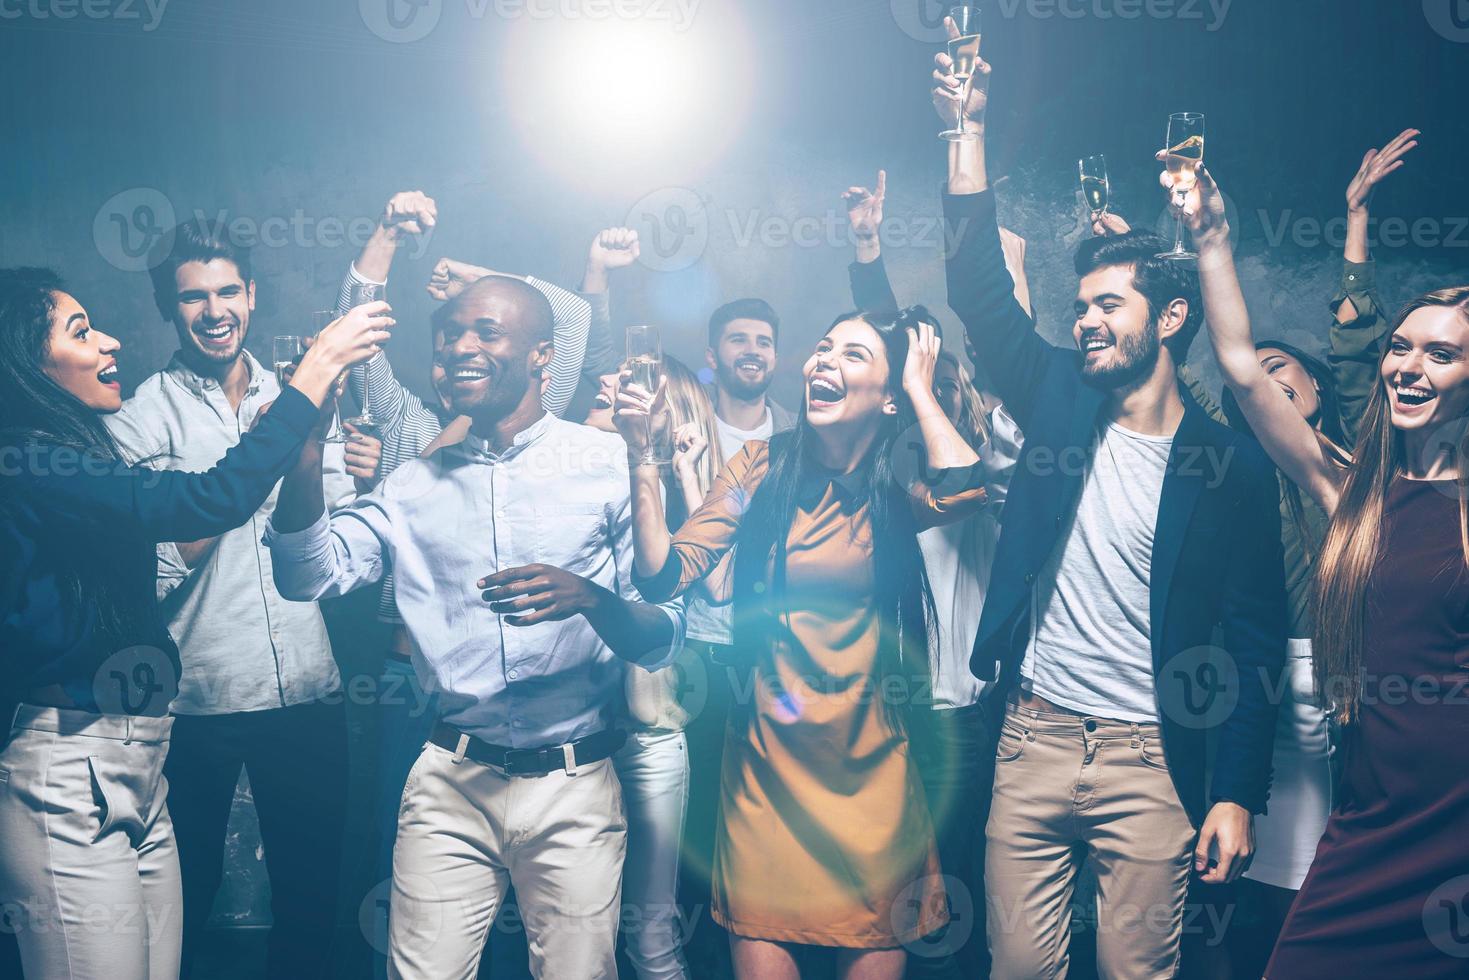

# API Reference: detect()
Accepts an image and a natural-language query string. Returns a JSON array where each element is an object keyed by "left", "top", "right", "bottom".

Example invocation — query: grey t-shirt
[{"left": 1022, "top": 421, "right": 1174, "bottom": 723}]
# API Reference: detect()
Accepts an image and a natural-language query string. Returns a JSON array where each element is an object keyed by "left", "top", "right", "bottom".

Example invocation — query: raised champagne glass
[
  {"left": 626, "top": 324, "right": 670, "bottom": 466},
  {"left": 938, "top": 5, "right": 982, "bottom": 143},
  {"left": 342, "top": 282, "right": 384, "bottom": 437},
  {"left": 1079, "top": 154, "right": 1110, "bottom": 218},
  {"left": 273, "top": 335, "right": 305, "bottom": 388},
  {"left": 1158, "top": 112, "right": 1205, "bottom": 261}
]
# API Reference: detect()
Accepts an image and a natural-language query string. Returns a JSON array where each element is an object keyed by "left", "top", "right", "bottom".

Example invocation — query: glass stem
[{"left": 1174, "top": 215, "right": 1186, "bottom": 253}]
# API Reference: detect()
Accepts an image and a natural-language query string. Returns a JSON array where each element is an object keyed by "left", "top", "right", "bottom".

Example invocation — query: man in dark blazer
[{"left": 932, "top": 51, "right": 1286, "bottom": 980}]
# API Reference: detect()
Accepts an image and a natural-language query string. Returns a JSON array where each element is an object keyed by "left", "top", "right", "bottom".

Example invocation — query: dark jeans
[
  {"left": 907, "top": 702, "right": 995, "bottom": 980},
  {"left": 166, "top": 699, "right": 348, "bottom": 979}
]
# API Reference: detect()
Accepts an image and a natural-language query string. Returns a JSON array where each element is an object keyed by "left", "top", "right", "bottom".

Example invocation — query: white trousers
[
  {"left": 1244, "top": 638, "right": 1333, "bottom": 891},
  {"left": 387, "top": 741, "right": 627, "bottom": 980},
  {"left": 0, "top": 705, "right": 181, "bottom": 980},
  {"left": 613, "top": 729, "right": 691, "bottom": 980}
]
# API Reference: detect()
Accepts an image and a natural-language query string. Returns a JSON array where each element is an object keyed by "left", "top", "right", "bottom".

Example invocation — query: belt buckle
[{"left": 562, "top": 742, "right": 578, "bottom": 777}]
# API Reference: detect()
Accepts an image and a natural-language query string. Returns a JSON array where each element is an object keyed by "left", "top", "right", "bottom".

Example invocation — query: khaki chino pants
[
  {"left": 984, "top": 703, "right": 1197, "bottom": 980},
  {"left": 387, "top": 740, "right": 627, "bottom": 980}
]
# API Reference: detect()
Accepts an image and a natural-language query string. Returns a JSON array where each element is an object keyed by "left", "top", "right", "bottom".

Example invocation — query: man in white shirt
[
  {"left": 267, "top": 275, "right": 684, "bottom": 980},
  {"left": 703, "top": 298, "right": 796, "bottom": 458},
  {"left": 107, "top": 219, "right": 376, "bottom": 977}
]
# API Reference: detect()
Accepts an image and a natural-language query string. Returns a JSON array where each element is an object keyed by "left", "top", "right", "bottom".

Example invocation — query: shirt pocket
[{"left": 529, "top": 503, "right": 608, "bottom": 576}]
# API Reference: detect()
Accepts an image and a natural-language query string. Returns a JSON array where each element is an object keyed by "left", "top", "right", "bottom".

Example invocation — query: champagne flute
[
  {"left": 309, "top": 310, "right": 347, "bottom": 444},
  {"left": 1158, "top": 112, "right": 1205, "bottom": 261},
  {"left": 626, "top": 324, "right": 670, "bottom": 466},
  {"left": 938, "top": 5, "right": 982, "bottom": 143},
  {"left": 343, "top": 282, "right": 385, "bottom": 436},
  {"left": 1079, "top": 154, "right": 1110, "bottom": 218},
  {"left": 273, "top": 335, "right": 305, "bottom": 388}
]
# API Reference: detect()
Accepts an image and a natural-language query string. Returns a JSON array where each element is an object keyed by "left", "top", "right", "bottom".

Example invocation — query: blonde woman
[
  {"left": 1182, "top": 162, "right": 1469, "bottom": 980},
  {"left": 614, "top": 355, "right": 722, "bottom": 980}
]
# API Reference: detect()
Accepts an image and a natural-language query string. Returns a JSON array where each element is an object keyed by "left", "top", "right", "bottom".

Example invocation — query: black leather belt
[{"left": 428, "top": 723, "right": 625, "bottom": 777}]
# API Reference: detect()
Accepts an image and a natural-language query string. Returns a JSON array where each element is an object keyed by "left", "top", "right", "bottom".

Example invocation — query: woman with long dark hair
[
  {"left": 0, "top": 267, "right": 388, "bottom": 979},
  {"left": 615, "top": 311, "right": 986, "bottom": 979},
  {"left": 1183, "top": 162, "right": 1469, "bottom": 978}
]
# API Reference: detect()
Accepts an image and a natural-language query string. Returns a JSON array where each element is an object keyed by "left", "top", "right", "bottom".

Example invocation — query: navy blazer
[{"left": 944, "top": 189, "right": 1287, "bottom": 825}]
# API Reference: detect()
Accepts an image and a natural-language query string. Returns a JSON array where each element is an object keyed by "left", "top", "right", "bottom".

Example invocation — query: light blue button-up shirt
[
  {"left": 105, "top": 351, "right": 355, "bottom": 714},
  {"left": 264, "top": 412, "right": 684, "bottom": 747}
]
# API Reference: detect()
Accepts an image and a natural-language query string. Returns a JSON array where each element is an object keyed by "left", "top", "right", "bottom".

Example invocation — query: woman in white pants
[{"left": 0, "top": 267, "right": 385, "bottom": 978}]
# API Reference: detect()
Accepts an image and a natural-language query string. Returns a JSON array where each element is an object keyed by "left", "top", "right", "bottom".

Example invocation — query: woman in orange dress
[{"left": 616, "top": 309, "right": 989, "bottom": 979}]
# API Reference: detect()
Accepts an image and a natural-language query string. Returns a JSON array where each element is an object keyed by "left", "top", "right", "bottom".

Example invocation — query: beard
[
  {"left": 1081, "top": 326, "right": 1161, "bottom": 391},
  {"left": 716, "top": 357, "right": 773, "bottom": 400}
]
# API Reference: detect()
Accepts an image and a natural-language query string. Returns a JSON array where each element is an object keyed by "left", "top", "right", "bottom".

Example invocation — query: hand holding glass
[
  {"left": 939, "top": 6, "right": 982, "bottom": 143},
  {"left": 1158, "top": 113, "right": 1205, "bottom": 261}
]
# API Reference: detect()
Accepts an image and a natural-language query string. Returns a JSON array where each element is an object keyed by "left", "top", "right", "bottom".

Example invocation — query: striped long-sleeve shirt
[{"left": 337, "top": 263, "right": 592, "bottom": 622}]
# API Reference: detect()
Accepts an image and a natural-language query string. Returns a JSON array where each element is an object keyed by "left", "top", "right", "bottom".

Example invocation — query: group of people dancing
[{"left": 2, "top": 37, "right": 1466, "bottom": 980}]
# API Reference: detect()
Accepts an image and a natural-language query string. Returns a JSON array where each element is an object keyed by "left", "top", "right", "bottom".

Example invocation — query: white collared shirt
[
  {"left": 106, "top": 350, "right": 355, "bottom": 714},
  {"left": 264, "top": 413, "right": 685, "bottom": 747}
]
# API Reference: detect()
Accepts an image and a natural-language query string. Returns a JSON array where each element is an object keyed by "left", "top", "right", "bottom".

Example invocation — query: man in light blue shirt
[{"left": 266, "top": 275, "right": 683, "bottom": 980}]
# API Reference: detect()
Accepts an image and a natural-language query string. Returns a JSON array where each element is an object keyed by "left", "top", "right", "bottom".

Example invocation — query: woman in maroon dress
[{"left": 1181, "top": 164, "right": 1469, "bottom": 978}]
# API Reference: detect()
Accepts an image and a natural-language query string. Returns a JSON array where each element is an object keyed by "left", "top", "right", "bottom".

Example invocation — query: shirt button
[
  {"left": 507, "top": 669, "right": 519, "bottom": 680},
  {"left": 1024, "top": 573, "right": 1036, "bottom": 584}
]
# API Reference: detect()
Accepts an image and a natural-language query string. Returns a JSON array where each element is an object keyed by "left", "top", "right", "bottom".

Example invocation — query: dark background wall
[{"left": 3, "top": 0, "right": 1467, "bottom": 945}]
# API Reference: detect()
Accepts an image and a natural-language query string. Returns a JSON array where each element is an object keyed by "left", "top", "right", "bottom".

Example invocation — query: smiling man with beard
[
  {"left": 103, "top": 218, "right": 374, "bottom": 977},
  {"left": 266, "top": 274, "right": 685, "bottom": 980},
  {"left": 704, "top": 299, "right": 795, "bottom": 463},
  {"left": 934, "top": 48, "right": 1286, "bottom": 980}
]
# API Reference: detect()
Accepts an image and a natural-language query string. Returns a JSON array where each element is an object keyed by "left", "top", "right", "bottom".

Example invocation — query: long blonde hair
[
  {"left": 939, "top": 350, "right": 992, "bottom": 449},
  {"left": 661, "top": 355, "right": 723, "bottom": 499},
  {"left": 1313, "top": 286, "right": 1469, "bottom": 723}
]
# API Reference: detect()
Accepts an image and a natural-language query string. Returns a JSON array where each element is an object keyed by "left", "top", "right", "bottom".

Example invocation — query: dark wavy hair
[
  {"left": 731, "top": 308, "right": 938, "bottom": 733},
  {"left": 1074, "top": 231, "right": 1204, "bottom": 362},
  {"left": 0, "top": 267, "right": 120, "bottom": 459},
  {"left": 0, "top": 268, "right": 140, "bottom": 644}
]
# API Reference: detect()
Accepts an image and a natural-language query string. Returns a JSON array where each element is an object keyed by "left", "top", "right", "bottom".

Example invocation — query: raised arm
[
  {"left": 1330, "top": 129, "right": 1418, "bottom": 440},
  {"left": 934, "top": 46, "right": 1055, "bottom": 428},
  {"left": 844, "top": 171, "right": 902, "bottom": 315},
  {"left": 903, "top": 321, "right": 989, "bottom": 529},
  {"left": 342, "top": 191, "right": 439, "bottom": 435},
  {"left": 1182, "top": 166, "right": 1343, "bottom": 513},
  {"left": 578, "top": 227, "right": 640, "bottom": 396},
  {"left": 17, "top": 305, "right": 389, "bottom": 542}
]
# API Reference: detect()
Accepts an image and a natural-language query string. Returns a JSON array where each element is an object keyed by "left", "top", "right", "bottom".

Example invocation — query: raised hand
[
  {"left": 590, "top": 227, "right": 641, "bottom": 272},
  {"left": 931, "top": 16, "right": 991, "bottom": 130},
  {"left": 1090, "top": 211, "right": 1132, "bottom": 237},
  {"left": 1346, "top": 128, "right": 1419, "bottom": 216},
  {"left": 671, "top": 422, "right": 708, "bottom": 480},
  {"left": 380, "top": 190, "right": 438, "bottom": 240},
  {"left": 426, "top": 258, "right": 495, "bottom": 302},
  {"left": 902, "top": 320, "right": 943, "bottom": 405},
  {"left": 843, "top": 170, "right": 887, "bottom": 261},
  {"left": 612, "top": 373, "right": 669, "bottom": 458},
  {"left": 584, "top": 227, "right": 640, "bottom": 294}
]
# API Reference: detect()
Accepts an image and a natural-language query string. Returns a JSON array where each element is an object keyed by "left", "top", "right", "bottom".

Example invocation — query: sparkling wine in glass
[
  {"left": 343, "top": 283, "right": 384, "bottom": 435},
  {"left": 1158, "top": 113, "right": 1205, "bottom": 261},
  {"left": 1079, "top": 154, "right": 1110, "bottom": 217},
  {"left": 938, "top": 5, "right": 981, "bottom": 143},
  {"left": 625, "top": 325, "right": 669, "bottom": 466},
  {"left": 273, "top": 335, "right": 305, "bottom": 388}
]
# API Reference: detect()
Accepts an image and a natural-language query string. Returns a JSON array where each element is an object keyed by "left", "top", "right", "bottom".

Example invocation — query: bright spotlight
[{"left": 502, "top": 10, "right": 752, "bottom": 186}]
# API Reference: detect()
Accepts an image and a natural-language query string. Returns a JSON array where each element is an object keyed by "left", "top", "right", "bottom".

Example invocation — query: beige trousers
[
  {"left": 387, "top": 741, "right": 627, "bottom": 980},
  {"left": 984, "top": 703, "right": 1197, "bottom": 980},
  {"left": 0, "top": 705, "right": 181, "bottom": 980}
]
